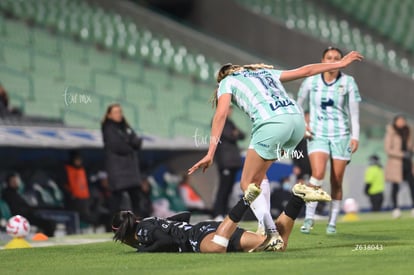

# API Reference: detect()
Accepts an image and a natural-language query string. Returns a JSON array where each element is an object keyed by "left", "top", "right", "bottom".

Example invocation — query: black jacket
[
  {"left": 102, "top": 119, "right": 142, "bottom": 191},
  {"left": 215, "top": 118, "right": 245, "bottom": 169},
  {"left": 2, "top": 187, "right": 33, "bottom": 217}
]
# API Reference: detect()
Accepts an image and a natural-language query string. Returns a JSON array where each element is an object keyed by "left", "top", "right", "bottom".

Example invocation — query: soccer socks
[
  {"left": 261, "top": 178, "right": 271, "bottom": 211},
  {"left": 250, "top": 179, "right": 276, "bottom": 234},
  {"left": 309, "top": 177, "right": 323, "bottom": 187},
  {"left": 328, "top": 200, "right": 341, "bottom": 226},
  {"left": 251, "top": 194, "right": 277, "bottom": 234},
  {"left": 305, "top": 201, "right": 318, "bottom": 220},
  {"left": 250, "top": 179, "right": 270, "bottom": 229},
  {"left": 228, "top": 197, "right": 250, "bottom": 223},
  {"left": 304, "top": 177, "right": 324, "bottom": 220},
  {"left": 284, "top": 195, "right": 305, "bottom": 220},
  {"left": 250, "top": 194, "right": 267, "bottom": 231}
]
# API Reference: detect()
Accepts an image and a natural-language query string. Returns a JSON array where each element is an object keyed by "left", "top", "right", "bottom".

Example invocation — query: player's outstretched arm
[
  {"left": 188, "top": 93, "right": 231, "bottom": 174},
  {"left": 280, "top": 51, "right": 363, "bottom": 82}
]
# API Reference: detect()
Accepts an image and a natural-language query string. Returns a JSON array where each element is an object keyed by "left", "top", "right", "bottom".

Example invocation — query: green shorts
[
  {"left": 249, "top": 114, "right": 305, "bottom": 160},
  {"left": 308, "top": 135, "right": 352, "bottom": 160}
]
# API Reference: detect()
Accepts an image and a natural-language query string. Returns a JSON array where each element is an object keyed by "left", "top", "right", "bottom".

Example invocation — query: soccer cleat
[
  {"left": 300, "top": 218, "right": 314, "bottom": 234},
  {"left": 263, "top": 233, "right": 284, "bottom": 251},
  {"left": 326, "top": 224, "right": 337, "bottom": 234},
  {"left": 292, "top": 183, "right": 332, "bottom": 202},
  {"left": 250, "top": 232, "right": 284, "bottom": 252},
  {"left": 243, "top": 183, "right": 261, "bottom": 204}
]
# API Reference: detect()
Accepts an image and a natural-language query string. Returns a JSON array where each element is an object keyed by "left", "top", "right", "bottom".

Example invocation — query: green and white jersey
[
  {"left": 217, "top": 69, "right": 302, "bottom": 130},
  {"left": 297, "top": 72, "right": 361, "bottom": 138}
]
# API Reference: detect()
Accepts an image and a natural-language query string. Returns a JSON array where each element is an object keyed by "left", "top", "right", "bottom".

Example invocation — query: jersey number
[{"left": 255, "top": 76, "right": 278, "bottom": 91}]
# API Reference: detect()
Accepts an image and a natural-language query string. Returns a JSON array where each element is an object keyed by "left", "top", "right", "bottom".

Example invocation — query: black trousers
[
  {"left": 29, "top": 212, "right": 57, "bottom": 237},
  {"left": 369, "top": 193, "right": 383, "bottom": 212},
  {"left": 213, "top": 168, "right": 239, "bottom": 217},
  {"left": 391, "top": 180, "right": 414, "bottom": 209},
  {"left": 69, "top": 198, "right": 98, "bottom": 225},
  {"left": 110, "top": 186, "right": 143, "bottom": 217}
]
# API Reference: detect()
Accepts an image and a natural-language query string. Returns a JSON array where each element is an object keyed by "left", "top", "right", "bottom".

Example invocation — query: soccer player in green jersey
[
  {"left": 297, "top": 47, "right": 362, "bottom": 234},
  {"left": 188, "top": 50, "right": 363, "bottom": 251}
]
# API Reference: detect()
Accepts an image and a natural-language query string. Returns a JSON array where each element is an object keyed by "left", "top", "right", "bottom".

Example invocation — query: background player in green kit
[
  {"left": 297, "top": 47, "right": 362, "bottom": 234},
  {"left": 188, "top": 50, "right": 363, "bottom": 251}
]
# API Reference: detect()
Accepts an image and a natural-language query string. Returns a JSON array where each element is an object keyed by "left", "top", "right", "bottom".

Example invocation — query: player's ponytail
[
  {"left": 112, "top": 211, "right": 139, "bottom": 248},
  {"left": 242, "top": 63, "right": 274, "bottom": 71},
  {"left": 210, "top": 88, "right": 218, "bottom": 109},
  {"left": 217, "top": 63, "right": 274, "bottom": 84}
]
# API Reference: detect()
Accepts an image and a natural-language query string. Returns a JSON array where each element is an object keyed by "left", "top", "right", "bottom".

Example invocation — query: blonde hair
[{"left": 211, "top": 63, "right": 274, "bottom": 108}]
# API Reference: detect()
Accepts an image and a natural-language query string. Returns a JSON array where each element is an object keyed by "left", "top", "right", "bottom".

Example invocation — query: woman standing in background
[
  {"left": 102, "top": 104, "right": 146, "bottom": 218},
  {"left": 384, "top": 114, "right": 414, "bottom": 218}
]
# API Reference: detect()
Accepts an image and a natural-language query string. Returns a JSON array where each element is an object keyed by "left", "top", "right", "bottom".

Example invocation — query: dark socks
[
  {"left": 228, "top": 198, "right": 250, "bottom": 223},
  {"left": 284, "top": 195, "right": 305, "bottom": 220}
]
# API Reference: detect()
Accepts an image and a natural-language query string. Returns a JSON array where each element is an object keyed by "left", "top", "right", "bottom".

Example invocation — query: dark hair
[
  {"left": 101, "top": 103, "right": 130, "bottom": 128},
  {"left": 322, "top": 46, "right": 344, "bottom": 58},
  {"left": 392, "top": 114, "right": 410, "bottom": 141},
  {"left": 112, "top": 211, "right": 139, "bottom": 248},
  {"left": 368, "top": 155, "right": 381, "bottom": 166},
  {"left": 69, "top": 150, "right": 81, "bottom": 163},
  {"left": 0, "top": 85, "right": 9, "bottom": 107}
]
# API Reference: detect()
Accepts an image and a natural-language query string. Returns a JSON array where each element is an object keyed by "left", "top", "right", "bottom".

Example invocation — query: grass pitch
[{"left": 0, "top": 211, "right": 412, "bottom": 275}]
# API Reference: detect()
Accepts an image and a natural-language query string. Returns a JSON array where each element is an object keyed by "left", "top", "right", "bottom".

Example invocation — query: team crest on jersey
[{"left": 338, "top": 85, "right": 345, "bottom": 95}]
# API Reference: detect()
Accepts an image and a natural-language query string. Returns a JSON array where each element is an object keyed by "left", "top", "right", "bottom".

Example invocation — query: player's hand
[
  {"left": 188, "top": 155, "right": 213, "bottom": 174},
  {"left": 304, "top": 125, "right": 313, "bottom": 140},
  {"left": 341, "top": 51, "right": 364, "bottom": 67},
  {"left": 350, "top": 139, "right": 359, "bottom": 153}
]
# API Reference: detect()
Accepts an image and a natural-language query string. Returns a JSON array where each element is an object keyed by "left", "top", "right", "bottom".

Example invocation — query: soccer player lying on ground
[{"left": 112, "top": 184, "right": 307, "bottom": 252}]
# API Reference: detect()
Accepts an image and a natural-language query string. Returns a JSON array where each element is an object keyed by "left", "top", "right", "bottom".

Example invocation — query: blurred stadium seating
[
  {"left": 236, "top": 0, "right": 414, "bottom": 77},
  {"left": 325, "top": 0, "right": 414, "bottom": 54},
  {"left": 0, "top": 0, "right": 225, "bottom": 139}
]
